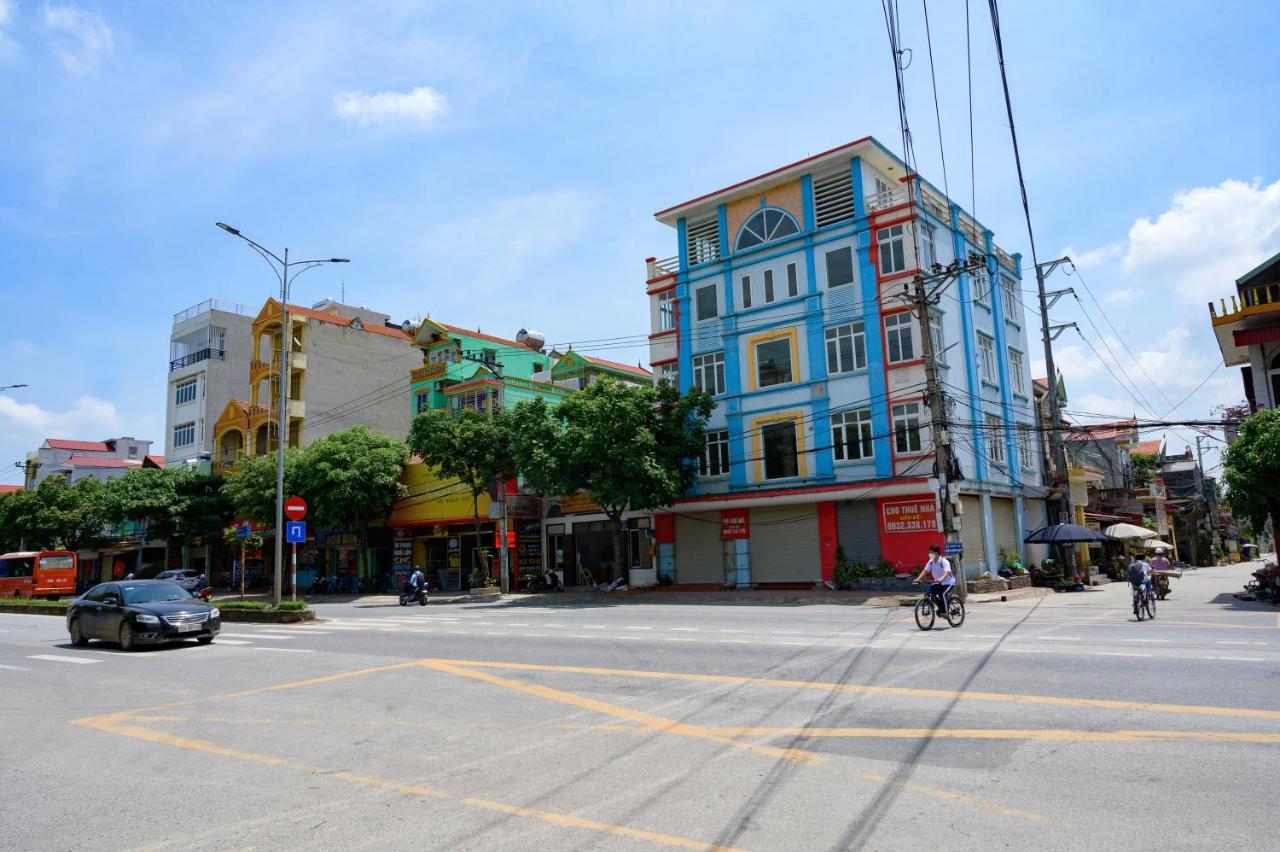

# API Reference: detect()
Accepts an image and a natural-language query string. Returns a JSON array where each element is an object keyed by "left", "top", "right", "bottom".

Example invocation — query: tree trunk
[
  {"left": 609, "top": 508, "right": 625, "bottom": 584},
  {"left": 472, "top": 491, "right": 484, "bottom": 585}
]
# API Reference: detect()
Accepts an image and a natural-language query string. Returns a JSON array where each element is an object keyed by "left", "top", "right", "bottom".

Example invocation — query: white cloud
[
  {"left": 1103, "top": 287, "right": 1144, "bottom": 304},
  {"left": 0, "top": 0, "right": 18, "bottom": 61},
  {"left": 41, "top": 2, "right": 113, "bottom": 76},
  {"left": 333, "top": 86, "right": 449, "bottom": 128},
  {"left": 1063, "top": 241, "right": 1124, "bottom": 270},
  {"left": 418, "top": 189, "right": 594, "bottom": 293},
  {"left": 0, "top": 395, "right": 126, "bottom": 456}
]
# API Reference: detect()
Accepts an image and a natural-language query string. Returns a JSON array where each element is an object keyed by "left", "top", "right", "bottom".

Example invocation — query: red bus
[{"left": 0, "top": 551, "right": 78, "bottom": 599}]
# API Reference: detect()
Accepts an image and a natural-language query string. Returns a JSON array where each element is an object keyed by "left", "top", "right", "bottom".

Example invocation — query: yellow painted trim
[
  {"left": 745, "top": 326, "right": 800, "bottom": 392},
  {"left": 749, "top": 408, "right": 807, "bottom": 483}
]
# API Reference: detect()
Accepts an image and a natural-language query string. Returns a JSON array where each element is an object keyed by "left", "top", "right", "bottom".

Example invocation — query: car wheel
[
  {"left": 69, "top": 618, "right": 89, "bottom": 646},
  {"left": 119, "top": 622, "right": 136, "bottom": 652},
  {"left": 197, "top": 635, "right": 214, "bottom": 645}
]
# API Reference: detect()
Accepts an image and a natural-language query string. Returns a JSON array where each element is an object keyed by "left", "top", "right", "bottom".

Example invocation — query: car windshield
[{"left": 120, "top": 582, "right": 193, "bottom": 604}]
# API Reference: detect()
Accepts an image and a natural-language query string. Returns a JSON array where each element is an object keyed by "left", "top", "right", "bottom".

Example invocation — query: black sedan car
[{"left": 67, "top": 580, "right": 220, "bottom": 651}]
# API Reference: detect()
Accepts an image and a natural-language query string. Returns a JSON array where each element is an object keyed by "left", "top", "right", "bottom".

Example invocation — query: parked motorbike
[
  {"left": 524, "top": 569, "right": 563, "bottom": 593},
  {"left": 196, "top": 587, "right": 212, "bottom": 602},
  {"left": 399, "top": 584, "right": 428, "bottom": 607}
]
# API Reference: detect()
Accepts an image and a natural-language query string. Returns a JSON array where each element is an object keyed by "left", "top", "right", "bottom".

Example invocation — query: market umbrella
[
  {"left": 1023, "top": 523, "right": 1105, "bottom": 544},
  {"left": 1103, "top": 523, "right": 1158, "bottom": 540},
  {"left": 1141, "top": 539, "right": 1176, "bottom": 551}
]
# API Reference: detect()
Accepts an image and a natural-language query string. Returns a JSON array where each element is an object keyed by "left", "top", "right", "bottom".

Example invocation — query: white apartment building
[{"left": 164, "top": 299, "right": 255, "bottom": 467}]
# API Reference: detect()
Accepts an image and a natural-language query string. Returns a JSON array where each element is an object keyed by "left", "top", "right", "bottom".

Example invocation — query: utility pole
[
  {"left": 1034, "top": 257, "right": 1083, "bottom": 578},
  {"left": 1195, "top": 434, "right": 1217, "bottom": 564},
  {"left": 906, "top": 253, "right": 986, "bottom": 602},
  {"left": 461, "top": 349, "right": 510, "bottom": 595}
]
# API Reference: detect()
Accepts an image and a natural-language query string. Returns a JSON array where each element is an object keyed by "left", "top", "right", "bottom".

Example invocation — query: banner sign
[
  {"left": 881, "top": 498, "right": 940, "bottom": 534},
  {"left": 720, "top": 510, "right": 750, "bottom": 541}
]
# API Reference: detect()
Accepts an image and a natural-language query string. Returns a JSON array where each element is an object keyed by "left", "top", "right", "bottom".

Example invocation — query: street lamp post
[{"left": 216, "top": 223, "right": 348, "bottom": 605}]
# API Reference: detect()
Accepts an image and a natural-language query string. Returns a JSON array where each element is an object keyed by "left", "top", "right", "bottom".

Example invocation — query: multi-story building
[
  {"left": 644, "top": 137, "right": 1043, "bottom": 586},
  {"left": 24, "top": 437, "right": 158, "bottom": 487},
  {"left": 1209, "top": 249, "right": 1280, "bottom": 410},
  {"left": 164, "top": 299, "right": 255, "bottom": 467},
  {"left": 388, "top": 319, "right": 653, "bottom": 591},
  {"left": 211, "top": 298, "right": 421, "bottom": 472}
]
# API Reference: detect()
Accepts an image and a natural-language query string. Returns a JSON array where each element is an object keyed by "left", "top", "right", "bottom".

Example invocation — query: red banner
[
  {"left": 880, "top": 497, "right": 939, "bottom": 534},
  {"left": 720, "top": 510, "right": 750, "bottom": 540}
]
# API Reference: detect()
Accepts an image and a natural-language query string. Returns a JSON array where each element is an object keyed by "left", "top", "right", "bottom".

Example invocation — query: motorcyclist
[{"left": 407, "top": 566, "right": 427, "bottom": 601}]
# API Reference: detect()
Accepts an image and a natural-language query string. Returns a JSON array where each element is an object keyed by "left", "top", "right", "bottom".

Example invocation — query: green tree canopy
[
  {"left": 0, "top": 476, "right": 110, "bottom": 551},
  {"left": 1223, "top": 407, "right": 1280, "bottom": 537},
  {"left": 221, "top": 448, "right": 304, "bottom": 526},
  {"left": 296, "top": 425, "right": 409, "bottom": 530}
]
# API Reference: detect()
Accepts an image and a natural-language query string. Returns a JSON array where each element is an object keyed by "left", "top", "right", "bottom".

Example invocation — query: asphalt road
[{"left": 3, "top": 560, "right": 1278, "bottom": 851}]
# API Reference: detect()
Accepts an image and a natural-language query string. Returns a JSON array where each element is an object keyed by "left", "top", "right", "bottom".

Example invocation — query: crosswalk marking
[
  {"left": 211, "top": 639, "right": 251, "bottom": 645},
  {"left": 28, "top": 654, "right": 99, "bottom": 665},
  {"left": 0, "top": 663, "right": 30, "bottom": 671},
  {"left": 251, "top": 647, "right": 315, "bottom": 653}
]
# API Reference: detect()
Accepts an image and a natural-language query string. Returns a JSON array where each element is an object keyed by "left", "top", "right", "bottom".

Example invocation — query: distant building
[
  {"left": 164, "top": 298, "right": 255, "bottom": 467},
  {"left": 211, "top": 298, "right": 421, "bottom": 473},
  {"left": 24, "top": 437, "right": 157, "bottom": 488}
]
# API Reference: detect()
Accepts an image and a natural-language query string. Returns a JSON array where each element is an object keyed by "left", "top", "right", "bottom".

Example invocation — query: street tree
[
  {"left": 525, "top": 378, "right": 714, "bottom": 582},
  {"left": 221, "top": 449, "right": 304, "bottom": 526},
  {"left": 1, "top": 476, "right": 110, "bottom": 551},
  {"left": 295, "top": 425, "right": 409, "bottom": 531},
  {"left": 103, "top": 468, "right": 233, "bottom": 548},
  {"left": 408, "top": 407, "right": 514, "bottom": 567},
  {"left": 1223, "top": 407, "right": 1280, "bottom": 540}
]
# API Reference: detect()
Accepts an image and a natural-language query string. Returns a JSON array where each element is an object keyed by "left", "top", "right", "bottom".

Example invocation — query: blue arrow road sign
[
  {"left": 235, "top": 523, "right": 251, "bottom": 540},
  {"left": 286, "top": 521, "right": 307, "bottom": 544}
]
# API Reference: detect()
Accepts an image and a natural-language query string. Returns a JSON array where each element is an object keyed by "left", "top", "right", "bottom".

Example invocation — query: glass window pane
[
  {"left": 756, "top": 338, "right": 793, "bottom": 387},
  {"left": 763, "top": 269, "right": 775, "bottom": 303},
  {"left": 762, "top": 421, "right": 798, "bottom": 479},
  {"left": 740, "top": 275, "right": 752, "bottom": 309},
  {"left": 696, "top": 285, "right": 717, "bottom": 321},
  {"left": 826, "top": 247, "right": 854, "bottom": 288}
]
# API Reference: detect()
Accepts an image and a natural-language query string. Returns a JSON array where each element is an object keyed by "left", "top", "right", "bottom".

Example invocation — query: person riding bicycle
[
  {"left": 1126, "top": 555, "right": 1153, "bottom": 599},
  {"left": 914, "top": 545, "right": 955, "bottom": 614}
]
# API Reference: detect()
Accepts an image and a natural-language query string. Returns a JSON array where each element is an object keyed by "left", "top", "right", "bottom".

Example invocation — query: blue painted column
[
  {"left": 728, "top": 412, "right": 748, "bottom": 488},
  {"left": 852, "top": 157, "right": 893, "bottom": 478},
  {"left": 985, "top": 230, "right": 1020, "bottom": 486},
  {"left": 950, "top": 204, "right": 986, "bottom": 482}
]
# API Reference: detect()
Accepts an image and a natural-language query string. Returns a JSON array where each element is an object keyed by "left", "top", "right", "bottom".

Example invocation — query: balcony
[
  {"left": 411, "top": 362, "right": 448, "bottom": 384},
  {"left": 1208, "top": 281, "right": 1280, "bottom": 366},
  {"left": 169, "top": 348, "right": 225, "bottom": 373},
  {"left": 173, "top": 298, "right": 250, "bottom": 325},
  {"left": 866, "top": 187, "right": 907, "bottom": 212},
  {"left": 645, "top": 256, "right": 680, "bottom": 281}
]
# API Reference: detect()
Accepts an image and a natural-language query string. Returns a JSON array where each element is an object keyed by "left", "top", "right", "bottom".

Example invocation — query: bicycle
[
  {"left": 913, "top": 583, "right": 965, "bottom": 631},
  {"left": 1131, "top": 581, "right": 1156, "bottom": 621}
]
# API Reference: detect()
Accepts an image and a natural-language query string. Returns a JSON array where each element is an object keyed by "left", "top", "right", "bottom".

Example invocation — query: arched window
[{"left": 735, "top": 208, "right": 800, "bottom": 252}]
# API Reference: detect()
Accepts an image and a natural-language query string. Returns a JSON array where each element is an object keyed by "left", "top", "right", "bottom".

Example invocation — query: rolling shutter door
[
  {"left": 750, "top": 506, "right": 821, "bottom": 583},
  {"left": 959, "top": 494, "right": 986, "bottom": 570},
  {"left": 836, "top": 500, "right": 881, "bottom": 564},
  {"left": 675, "top": 513, "right": 722, "bottom": 584},
  {"left": 991, "top": 498, "right": 1018, "bottom": 561}
]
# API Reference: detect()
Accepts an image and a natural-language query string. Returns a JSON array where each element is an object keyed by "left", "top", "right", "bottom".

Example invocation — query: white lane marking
[
  {"left": 220, "top": 633, "right": 293, "bottom": 640},
  {"left": 1203, "top": 656, "right": 1266, "bottom": 662},
  {"left": 718, "top": 629, "right": 745, "bottom": 634},
  {"left": 1128, "top": 638, "right": 1171, "bottom": 643},
  {"left": 211, "top": 639, "right": 251, "bottom": 645},
  {"left": 251, "top": 647, "right": 315, "bottom": 653},
  {"left": 249, "top": 633, "right": 298, "bottom": 639},
  {"left": 671, "top": 627, "right": 699, "bottom": 632},
  {"left": 1042, "top": 636, "right": 1084, "bottom": 641},
  {"left": 483, "top": 632, "right": 508, "bottom": 636},
  {"left": 777, "top": 641, "right": 812, "bottom": 646},
  {"left": 772, "top": 630, "right": 802, "bottom": 635},
  {"left": 1097, "top": 652, "right": 1152, "bottom": 658},
  {"left": 506, "top": 623, "right": 529, "bottom": 627},
  {"left": 625, "top": 626, "right": 652, "bottom": 630},
  {"left": 0, "top": 663, "right": 31, "bottom": 671},
  {"left": 1006, "top": 648, "right": 1054, "bottom": 654},
  {"left": 1216, "top": 641, "right": 1266, "bottom": 646},
  {"left": 28, "top": 654, "right": 99, "bottom": 665},
  {"left": 717, "top": 639, "right": 752, "bottom": 644}
]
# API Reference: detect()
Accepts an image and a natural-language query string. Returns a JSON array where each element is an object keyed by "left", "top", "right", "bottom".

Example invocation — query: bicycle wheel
[
  {"left": 914, "top": 598, "right": 935, "bottom": 631},
  {"left": 945, "top": 598, "right": 966, "bottom": 628},
  {"left": 1144, "top": 593, "right": 1157, "bottom": 620},
  {"left": 1135, "top": 593, "right": 1146, "bottom": 621}
]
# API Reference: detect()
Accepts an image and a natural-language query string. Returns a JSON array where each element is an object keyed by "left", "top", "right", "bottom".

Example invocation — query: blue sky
[{"left": 3, "top": 0, "right": 1279, "bottom": 482}]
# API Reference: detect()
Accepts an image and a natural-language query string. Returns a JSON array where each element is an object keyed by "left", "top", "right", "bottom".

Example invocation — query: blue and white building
[{"left": 646, "top": 137, "right": 1045, "bottom": 586}]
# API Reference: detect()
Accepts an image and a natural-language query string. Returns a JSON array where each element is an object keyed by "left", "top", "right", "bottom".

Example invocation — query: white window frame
[
  {"left": 692, "top": 352, "right": 725, "bottom": 396},
  {"left": 657, "top": 290, "right": 675, "bottom": 332},
  {"left": 1000, "top": 276, "right": 1018, "bottom": 320},
  {"left": 832, "top": 409, "right": 874, "bottom": 462},
  {"left": 1008, "top": 348, "right": 1026, "bottom": 396},
  {"left": 891, "top": 403, "right": 922, "bottom": 454},
  {"left": 701, "top": 429, "right": 730, "bottom": 477},
  {"left": 884, "top": 313, "right": 915, "bottom": 364},
  {"left": 786, "top": 262, "right": 799, "bottom": 297},
  {"left": 452, "top": 388, "right": 491, "bottom": 414},
  {"left": 763, "top": 268, "right": 776, "bottom": 303},
  {"left": 877, "top": 224, "right": 906, "bottom": 275},
  {"left": 974, "top": 273, "right": 991, "bottom": 307},
  {"left": 978, "top": 334, "right": 997, "bottom": 384},
  {"left": 657, "top": 362, "right": 679, "bottom": 387},
  {"left": 740, "top": 274, "right": 752, "bottom": 310},
  {"left": 920, "top": 222, "right": 937, "bottom": 270},
  {"left": 929, "top": 314, "right": 945, "bottom": 365},
  {"left": 825, "top": 322, "right": 867, "bottom": 375},
  {"left": 1017, "top": 426, "right": 1035, "bottom": 471},
  {"left": 174, "top": 378, "right": 198, "bottom": 406},
  {"left": 986, "top": 413, "right": 1006, "bottom": 465},
  {"left": 173, "top": 421, "right": 195, "bottom": 448}
]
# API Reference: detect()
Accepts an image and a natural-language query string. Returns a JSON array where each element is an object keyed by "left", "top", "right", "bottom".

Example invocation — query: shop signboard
[
  {"left": 445, "top": 537, "right": 462, "bottom": 591},
  {"left": 393, "top": 528, "right": 413, "bottom": 568},
  {"left": 517, "top": 521, "right": 542, "bottom": 563},
  {"left": 880, "top": 498, "right": 940, "bottom": 533},
  {"left": 720, "top": 510, "right": 750, "bottom": 541}
]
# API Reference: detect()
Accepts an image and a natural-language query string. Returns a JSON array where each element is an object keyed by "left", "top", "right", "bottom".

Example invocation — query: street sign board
[
  {"left": 944, "top": 541, "right": 964, "bottom": 555},
  {"left": 235, "top": 523, "right": 252, "bottom": 540},
  {"left": 284, "top": 495, "right": 308, "bottom": 521},
  {"left": 286, "top": 521, "right": 307, "bottom": 544}
]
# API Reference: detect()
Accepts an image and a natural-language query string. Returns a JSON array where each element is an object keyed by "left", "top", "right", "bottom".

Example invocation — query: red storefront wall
[{"left": 877, "top": 495, "right": 944, "bottom": 573}]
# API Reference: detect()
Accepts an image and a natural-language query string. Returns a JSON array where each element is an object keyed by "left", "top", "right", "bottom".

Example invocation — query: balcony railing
[
  {"left": 411, "top": 362, "right": 448, "bottom": 383},
  {"left": 866, "top": 187, "right": 907, "bottom": 212},
  {"left": 173, "top": 298, "right": 250, "bottom": 325},
  {"left": 169, "top": 348, "right": 225, "bottom": 372},
  {"left": 645, "top": 256, "right": 680, "bottom": 280},
  {"left": 1210, "top": 282, "right": 1280, "bottom": 322}
]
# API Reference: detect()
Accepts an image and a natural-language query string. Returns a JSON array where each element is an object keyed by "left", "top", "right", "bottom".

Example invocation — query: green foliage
[
  {"left": 1223, "top": 408, "right": 1280, "bottom": 535},
  {"left": 0, "top": 596, "right": 68, "bottom": 608},
  {"left": 1130, "top": 452, "right": 1159, "bottom": 486},
  {"left": 221, "top": 449, "right": 304, "bottom": 525},
  {"left": 470, "top": 565, "right": 496, "bottom": 588},
  {"left": 873, "top": 561, "right": 896, "bottom": 578},
  {"left": 215, "top": 600, "right": 270, "bottom": 610},
  {"left": 0, "top": 477, "right": 110, "bottom": 551},
  {"left": 296, "top": 425, "right": 408, "bottom": 530},
  {"left": 275, "top": 600, "right": 309, "bottom": 611},
  {"left": 102, "top": 468, "right": 232, "bottom": 546}
]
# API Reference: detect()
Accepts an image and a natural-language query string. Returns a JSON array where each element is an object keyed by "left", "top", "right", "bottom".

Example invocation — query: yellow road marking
[
  {"left": 422, "top": 659, "right": 1280, "bottom": 721},
  {"left": 859, "top": 771, "right": 1049, "bottom": 822},
  {"left": 421, "top": 659, "right": 820, "bottom": 764},
  {"left": 72, "top": 710, "right": 740, "bottom": 851}
]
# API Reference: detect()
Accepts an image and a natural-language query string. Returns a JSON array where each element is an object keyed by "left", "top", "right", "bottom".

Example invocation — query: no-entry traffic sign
[{"left": 284, "top": 495, "right": 308, "bottom": 521}]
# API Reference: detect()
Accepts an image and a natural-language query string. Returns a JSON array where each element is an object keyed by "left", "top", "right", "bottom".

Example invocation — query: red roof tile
[
  {"left": 1065, "top": 418, "right": 1138, "bottom": 442},
  {"left": 0, "top": 485, "right": 23, "bottom": 495},
  {"left": 284, "top": 304, "right": 411, "bottom": 341},
  {"left": 583, "top": 355, "right": 653, "bottom": 379},
  {"left": 1130, "top": 439, "right": 1164, "bottom": 457},
  {"left": 439, "top": 323, "right": 530, "bottom": 350},
  {"left": 46, "top": 439, "right": 110, "bottom": 452},
  {"left": 144, "top": 455, "right": 166, "bottom": 468}
]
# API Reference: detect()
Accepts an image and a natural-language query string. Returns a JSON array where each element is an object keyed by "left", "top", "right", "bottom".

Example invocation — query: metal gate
[
  {"left": 675, "top": 513, "right": 722, "bottom": 584},
  {"left": 959, "top": 494, "right": 986, "bottom": 571},
  {"left": 836, "top": 500, "right": 881, "bottom": 565},
  {"left": 749, "top": 506, "right": 821, "bottom": 583},
  {"left": 991, "top": 497, "right": 1018, "bottom": 562}
]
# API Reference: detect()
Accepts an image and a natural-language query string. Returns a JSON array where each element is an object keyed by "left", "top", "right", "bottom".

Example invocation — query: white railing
[
  {"left": 866, "top": 187, "right": 907, "bottom": 212},
  {"left": 646, "top": 256, "right": 680, "bottom": 279},
  {"left": 173, "top": 298, "right": 251, "bottom": 325}
]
